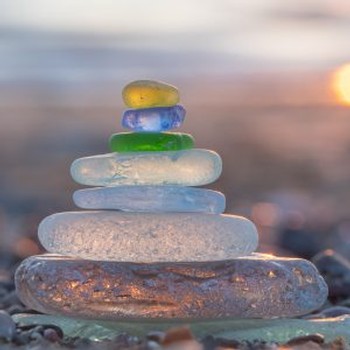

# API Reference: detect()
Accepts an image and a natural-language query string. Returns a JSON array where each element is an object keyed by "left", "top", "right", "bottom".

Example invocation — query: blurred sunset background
[{"left": 1, "top": 0, "right": 350, "bottom": 262}]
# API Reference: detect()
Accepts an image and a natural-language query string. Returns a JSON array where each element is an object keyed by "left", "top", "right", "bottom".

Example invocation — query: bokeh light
[{"left": 332, "top": 63, "right": 350, "bottom": 105}]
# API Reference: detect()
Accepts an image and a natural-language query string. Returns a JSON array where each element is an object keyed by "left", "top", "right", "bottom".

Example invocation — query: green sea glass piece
[{"left": 109, "top": 132, "right": 194, "bottom": 152}]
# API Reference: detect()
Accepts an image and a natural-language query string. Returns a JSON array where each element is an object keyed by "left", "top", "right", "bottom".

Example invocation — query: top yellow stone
[{"left": 122, "top": 80, "right": 179, "bottom": 108}]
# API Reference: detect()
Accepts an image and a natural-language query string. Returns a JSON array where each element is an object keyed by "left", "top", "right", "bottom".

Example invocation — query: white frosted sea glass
[
  {"left": 70, "top": 149, "right": 222, "bottom": 187},
  {"left": 73, "top": 186, "right": 226, "bottom": 213},
  {"left": 38, "top": 211, "right": 258, "bottom": 262}
]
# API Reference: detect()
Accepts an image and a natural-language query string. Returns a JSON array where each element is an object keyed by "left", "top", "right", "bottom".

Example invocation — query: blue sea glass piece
[
  {"left": 73, "top": 186, "right": 226, "bottom": 213},
  {"left": 121, "top": 105, "right": 186, "bottom": 132}
]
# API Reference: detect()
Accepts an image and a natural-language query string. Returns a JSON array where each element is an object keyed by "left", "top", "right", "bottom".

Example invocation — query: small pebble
[
  {"left": 0, "top": 310, "right": 16, "bottom": 341},
  {"left": 0, "top": 287, "right": 8, "bottom": 298},
  {"left": 109, "top": 132, "right": 194, "bottom": 152},
  {"left": 112, "top": 332, "right": 140, "bottom": 347},
  {"left": 159, "top": 327, "right": 203, "bottom": 350},
  {"left": 320, "top": 306, "right": 350, "bottom": 318},
  {"left": 29, "top": 330, "right": 42, "bottom": 341},
  {"left": 6, "top": 304, "right": 25, "bottom": 315},
  {"left": 340, "top": 298, "right": 350, "bottom": 307},
  {"left": 201, "top": 335, "right": 241, "bottom": 349},
  {"left": 122, "top": 105, "right": 186, "bottom": 132},
  {"left": 147, "top": 340, "right": 162, "bottom": 349},
  {"left": 14, "top": 331, "right": 30, "bottom": 345},
  {"left": 43, "top": 327, "right": 62, "bottom": 342},
  {"left": 286, "top": 333, "right": 325, "bottom": 346},
  {"left": 122, "top": 80, "right": 179, "bottom": 108},
  {"left": 165, "top": 340, "right": 202, "bottom": 350},
  {"left": 312, "top": 249, "right": 350, "bottom": 300},
  {"left": 161, "top": 327, "right": 194, "bottom": 346},
  {"left": 1, "top": 291, "right": 22, "bottom": 308},
  {"left": 147, "top": 330, "right": 166, "bottom": 343}
]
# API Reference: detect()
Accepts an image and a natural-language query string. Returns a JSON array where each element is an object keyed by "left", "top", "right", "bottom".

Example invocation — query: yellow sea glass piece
[{"left": 122, "top": 80, "right": 179, "bottom": 108}]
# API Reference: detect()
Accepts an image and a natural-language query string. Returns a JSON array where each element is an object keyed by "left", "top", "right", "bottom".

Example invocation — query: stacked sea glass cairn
[{"left": 15, "top": 80, "right": 328, "bottom": 321}]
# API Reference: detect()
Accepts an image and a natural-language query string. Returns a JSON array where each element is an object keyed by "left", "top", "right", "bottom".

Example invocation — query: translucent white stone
[
  {"left": 38, "top": 211, "right": 258, "bottom": 262},
  {"left": 70, "top": 149, "right": 222, "bottom": 187},
  {"left": 73, "top": 186, "right": 226, "bottom": 213}
]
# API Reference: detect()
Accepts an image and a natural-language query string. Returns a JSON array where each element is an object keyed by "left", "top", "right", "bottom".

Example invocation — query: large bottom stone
[
  {"left": 38, "top": 211, "right": 257, "bottom": 262},
  {"left": 15, "top": 254, "right": 328, "bottom": 320}
]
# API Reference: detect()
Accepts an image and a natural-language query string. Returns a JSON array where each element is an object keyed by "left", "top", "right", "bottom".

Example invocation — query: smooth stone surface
[
  {"left": 70, "top": 149, "right": 222, "bottom": 187},
  {"left": 122, "top": 80, "right": 179, "bottom": 108},
  {"left": 15, "top": 254, "right": 328, "bottom": 320},
  {"left": 305, "top": 306, "right": 350, "bottom": 319},
  {"left": 38, "top": 212, "right": 258, "bottom": 261},
  {"left": 122, "top": 105, "right": 185, "bottom": 132},
  {"left": 13, "top": 314, "right": 350, "bottom": 343},
  {"left": 312, "top": 249, "right": 350, "bottom": 300},
  {"left": 0, "top": 310, "right": 16, "bottom": 341},
  {"left": 109, "top": 132, "right": 194, "bottom": 152},
  {"left": 73, "top": 186, "right": 226, "bottom": 213}
]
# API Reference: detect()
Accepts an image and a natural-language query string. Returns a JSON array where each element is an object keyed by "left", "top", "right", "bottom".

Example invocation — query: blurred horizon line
[{"left": 0, "top": 70, "right": 340, "bottom": 108}]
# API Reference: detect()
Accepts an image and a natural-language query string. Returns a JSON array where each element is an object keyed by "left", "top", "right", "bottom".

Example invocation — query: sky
[{"left": 0, "top": 0, "right": 350, "bottom": 82}]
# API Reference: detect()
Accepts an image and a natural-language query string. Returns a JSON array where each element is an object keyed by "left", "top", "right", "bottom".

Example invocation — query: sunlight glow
[{"left": 332, "top": 63, "right": 350, "bottom": 105}]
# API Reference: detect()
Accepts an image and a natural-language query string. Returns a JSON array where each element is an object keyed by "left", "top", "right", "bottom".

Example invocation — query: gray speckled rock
[
  {"left": 38, "top": 211, "right": 258, "bottom": 262},
  {"left": 15, "top": 254, "right": 328, "bottom": 320}
]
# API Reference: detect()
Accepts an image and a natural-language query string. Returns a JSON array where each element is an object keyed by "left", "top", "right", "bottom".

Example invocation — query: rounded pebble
[
  {"left": 122, "top": 80, "right": 179, "bottom": 108},
  {"left": 109, "top": 132, "right": 194, "bottom": 152},
  {"left": 43, "top": 329, "right": 59, "bottom": 342},
  {"left": 0, "top": 310, "right": 16, "bottom": 341},
  {"left": 122, "top": 105, "right": 186, "bottom": 132},
  {"left": 320, "top": 306, "right": 350, "bottom": 318},
  {"left": 312, "top": 249, "right": 350, "bottom": 299},
  {"left": 38, "top": 211, "right": 258, "bottom": 262},
  {"left": 70, "top": 149, "right": 222, "bottom": 187},
  {"left": 73, "top": 186, "right": 226, "bottom": 213},
  {"left": 286, "top": 334, "right": 325, "bottom": 346},
  {"left": 43, "top": 327, "right": 63, "bottom": 342}
]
